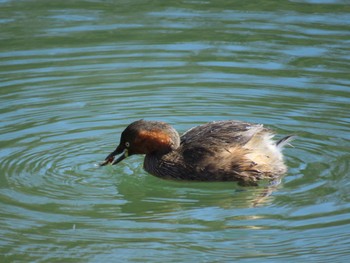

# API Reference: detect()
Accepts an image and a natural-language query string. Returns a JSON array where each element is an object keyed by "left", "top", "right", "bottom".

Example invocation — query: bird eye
[{"left": 125, "top": 142, "right": 130, "bottom": 148}]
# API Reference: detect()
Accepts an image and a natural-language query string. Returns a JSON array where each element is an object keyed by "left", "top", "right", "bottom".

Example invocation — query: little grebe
[{"left": 100, "top": 120, "right": 294, "bottom": 186}]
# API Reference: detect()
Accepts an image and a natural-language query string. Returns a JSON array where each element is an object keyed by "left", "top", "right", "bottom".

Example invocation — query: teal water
[{"left": 1, "top": 0, "right": 350, "bottom": 262}]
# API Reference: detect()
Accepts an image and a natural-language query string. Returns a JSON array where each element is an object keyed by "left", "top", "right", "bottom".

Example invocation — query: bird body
[{"left": 101, "top": 120, "right": 293, "bottom": 186}]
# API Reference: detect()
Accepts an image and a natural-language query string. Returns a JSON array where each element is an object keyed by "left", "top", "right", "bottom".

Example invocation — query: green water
[{"left": 1, "top": 0, "right": 350, "bottom": 262}]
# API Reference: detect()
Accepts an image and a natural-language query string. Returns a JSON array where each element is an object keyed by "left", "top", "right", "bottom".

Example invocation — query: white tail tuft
[{"left": 276, "top": 135, "right": 296, "bottom": 149}]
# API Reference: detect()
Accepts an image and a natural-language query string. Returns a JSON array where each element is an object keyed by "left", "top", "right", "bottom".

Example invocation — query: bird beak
[{"left": 100, "top": 146, "right": 128, "bottom": 166}]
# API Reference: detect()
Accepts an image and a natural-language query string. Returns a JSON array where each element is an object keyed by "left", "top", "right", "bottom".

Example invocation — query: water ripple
[{"left": 1, "top": 0, "right": 350, "bottom": 261}]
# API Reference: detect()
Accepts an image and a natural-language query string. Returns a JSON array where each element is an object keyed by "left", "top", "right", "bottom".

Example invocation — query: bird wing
[
  {"left": 180, "top": 121, "right": 267, "bottom": 170},
  {"left": 180, "top": 120, "right": 267, "bottom": 147}
]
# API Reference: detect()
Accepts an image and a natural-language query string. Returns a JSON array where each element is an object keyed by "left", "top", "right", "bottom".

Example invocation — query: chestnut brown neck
[{"left": 133, "top": 129, "right": 180, "bottom": 155}]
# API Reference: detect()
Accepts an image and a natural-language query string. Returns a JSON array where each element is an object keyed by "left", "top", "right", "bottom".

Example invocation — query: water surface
[{"left": 1, "top": 0, "right": 350, "bottom": 262}]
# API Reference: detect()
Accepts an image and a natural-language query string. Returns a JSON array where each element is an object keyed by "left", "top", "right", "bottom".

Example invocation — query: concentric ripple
[{"left": 1, "top": 0, "right": 350, "bottom": 262}]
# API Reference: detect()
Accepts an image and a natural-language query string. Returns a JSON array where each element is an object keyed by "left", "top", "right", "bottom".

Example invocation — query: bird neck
[
  {"left": 134, "top": 128, "right": 180, "bottom": 155},
  {"left": 143, "top": 151, "right": 185, "bottom": 180}
]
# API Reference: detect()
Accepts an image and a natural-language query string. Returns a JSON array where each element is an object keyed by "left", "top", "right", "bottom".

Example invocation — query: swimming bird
[{"left": 101, "top": 120, "right": 294, "bottom": 186}]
